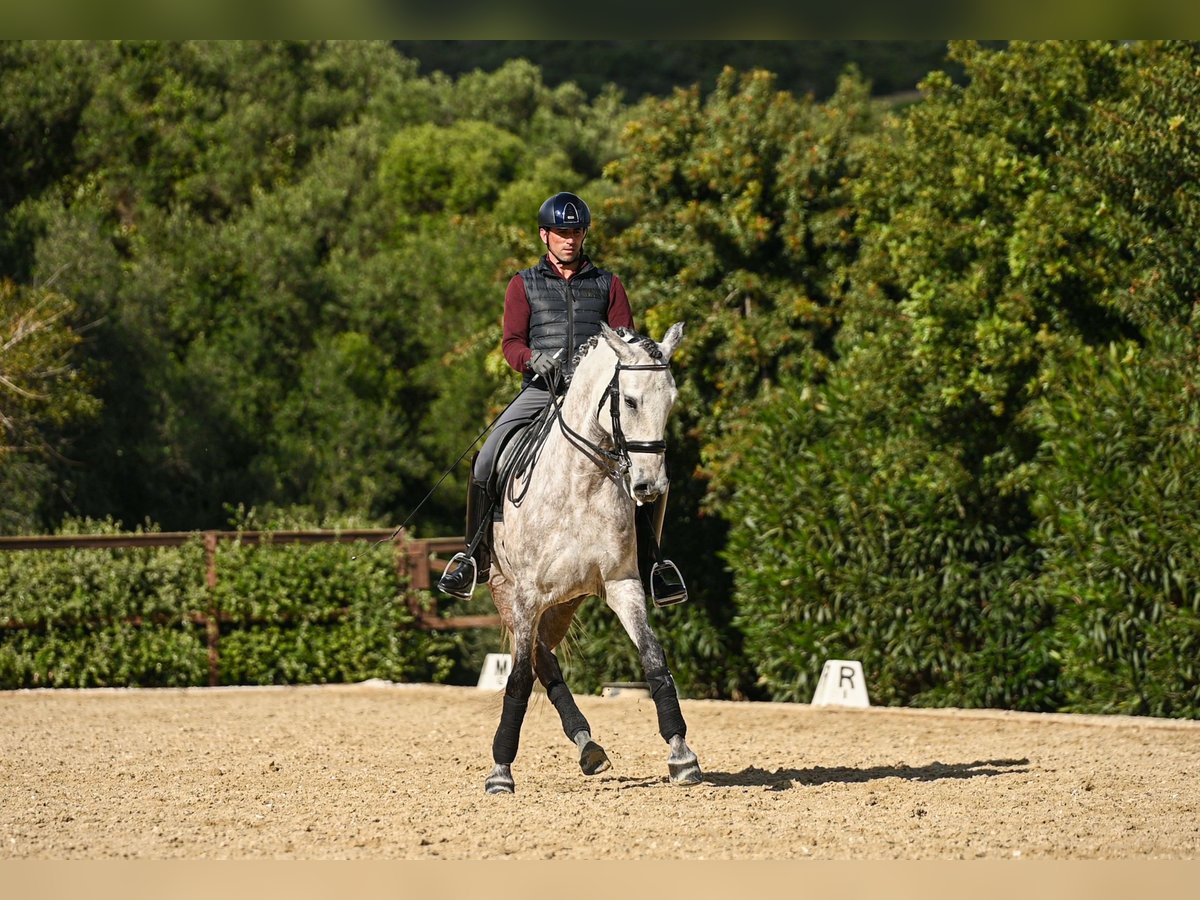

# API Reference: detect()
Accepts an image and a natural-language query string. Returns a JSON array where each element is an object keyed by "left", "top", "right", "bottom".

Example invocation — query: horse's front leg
[
  {"left": 485, "top": 594, "right": 537, "bottom": 795},
  {"left": 535, "top": 600, "right": 611, "bottom": 777},
  {"left": 604, "top": 577, "right": 703, "bottom": 786}
]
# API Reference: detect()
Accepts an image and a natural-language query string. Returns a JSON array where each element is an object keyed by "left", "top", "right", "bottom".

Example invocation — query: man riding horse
[{"left": 438, "top": 192, "right": 687, "bottom": 606}]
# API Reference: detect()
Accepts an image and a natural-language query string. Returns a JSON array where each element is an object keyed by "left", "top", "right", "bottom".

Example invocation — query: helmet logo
[{"left": 561, "top": 202, "right": 580, "bottom": 225}]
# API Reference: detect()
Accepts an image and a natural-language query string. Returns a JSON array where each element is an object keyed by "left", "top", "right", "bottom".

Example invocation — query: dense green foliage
[
  {"left": 582, "top": 66, "right": 881, "bottom": 698},
  {"left": 0, "top": 279, "right": 99, "bottom": 530},
  {"left": 1030, "top": 330, "right": 1200, "bottom": 716},
  {"left": 3, "top": 40, "right": 1199, "bottom": 716},
  {"left": 0, "top": 518, "right": 460, "bottom": 688},
  {"left": 210, "top": 539, "right": 458, "bottom": 686},
  {"left": 392, "top": 40, "right": 962, "bottom": 101},
  {"left": 0, "top": 42, "right": 626, "bottom": 534},
  {"left": 0, "top": 521, "right": 209, "bottom": 687},
  {"left": 719, "top": 41, "right": 1200, "bottom": 716}
]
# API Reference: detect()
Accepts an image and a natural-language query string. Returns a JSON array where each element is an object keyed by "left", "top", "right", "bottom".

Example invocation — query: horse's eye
[{"left": 624, "top": 396, "right": 638, "bottom": 411}]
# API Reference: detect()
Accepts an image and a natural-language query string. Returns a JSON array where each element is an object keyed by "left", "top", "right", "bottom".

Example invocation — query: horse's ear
[
  {"left": 601, "top": 323, "right": 639, "bottom": 363},
  {"left": 658, "top": 322, "right": 685, "bottom": 360}
]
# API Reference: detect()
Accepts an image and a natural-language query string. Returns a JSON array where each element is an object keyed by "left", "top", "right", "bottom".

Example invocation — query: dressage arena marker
[
  {"left": 477, "top": 653, "right": 512, "bottom": 690},
  {"left": 811, "top": 659, "right": 871, "bottom": 707}
]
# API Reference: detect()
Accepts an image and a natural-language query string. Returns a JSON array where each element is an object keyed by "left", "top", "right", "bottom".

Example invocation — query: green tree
[
  {"left": 366, "top": 60, "right": 631, "bottom": 533},
  {"left": 1029, "top": 328, "right": 1200, "bottom": 717},
  {"left": 0, "top": 41, "right": 116, "bottom": 279},
  {"left": 379, "top": 120, "right": 526, "bottom": 220},
  {"left": 0, "top": 281, "right": 95, "bottom": 454},
  {"left": 0, "top": 280, "right": 99, "bottom": 531},
  {"left": 11, "top": 41, "right": 435, "bottom": 528},
  {"left": 393, "top": 40, "right": 959, "bottom": 102},
  {"left": 594, "top": 66, "right": 879, "bottom": 696},
  {"left": 720, "top": 41, "right": 1200, "bottom": 715},
  {"left": 3, "top": 42, "right": 632, "bottom": 538},
  {"left": 1021, "top": 40, "right": 1200, "bottom": 716},
  {"left": 722, "top": 41, "right": 1138, "bottom": 707}
]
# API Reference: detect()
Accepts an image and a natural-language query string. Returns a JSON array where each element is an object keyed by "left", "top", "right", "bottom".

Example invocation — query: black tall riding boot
[
  {"left": 437, "top": 480, "right": 492, "bottom": 600},
  {"left": 636, "top": 492, "right": 688, "bottom": 608}
]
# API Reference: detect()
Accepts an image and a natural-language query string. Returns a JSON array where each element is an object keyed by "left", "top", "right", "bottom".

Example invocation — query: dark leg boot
[{"left": 438, "top": 480, "right": 492, "bottom": 600}]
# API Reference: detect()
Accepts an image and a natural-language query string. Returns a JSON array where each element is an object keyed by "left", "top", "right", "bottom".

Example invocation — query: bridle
[{"left": 553, "top": 360, "right": 671, "bottom": 494}]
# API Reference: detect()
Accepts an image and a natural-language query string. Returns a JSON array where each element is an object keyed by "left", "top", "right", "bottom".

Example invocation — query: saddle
[
  {"left": 488, "top": 417, "right": 549, "bottom": 521},
  {"left": 477, "top": 407, "right": 687, "bottom": 607}
]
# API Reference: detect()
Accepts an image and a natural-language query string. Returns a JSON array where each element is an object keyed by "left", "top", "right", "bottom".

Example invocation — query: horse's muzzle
[{"left": 632, "top": 482, "right": 662, "bottom": 504}]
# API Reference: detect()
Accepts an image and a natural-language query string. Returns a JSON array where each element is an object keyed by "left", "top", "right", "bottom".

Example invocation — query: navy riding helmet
[{"left": 538, "top": 192, "right": 591, "bottom": 230}]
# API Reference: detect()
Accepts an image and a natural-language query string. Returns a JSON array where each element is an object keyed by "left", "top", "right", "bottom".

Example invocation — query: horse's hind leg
[
  {"left": 605, "top": 579, "right": 703, "bottom": 786},
  {"left": 535, "top": 600, "right": 611, "bottom": 777}
]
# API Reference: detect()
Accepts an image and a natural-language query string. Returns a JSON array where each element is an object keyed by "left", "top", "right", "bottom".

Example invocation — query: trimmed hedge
[
  {"left": 210, "top": 538, "right": 457, "bottom": 685},
  {"left": 0, "top": 521, "right": 460, "bottom": 689}
]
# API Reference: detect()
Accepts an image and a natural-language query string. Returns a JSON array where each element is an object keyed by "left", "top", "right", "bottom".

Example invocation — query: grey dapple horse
[{"left": 482, "top": 322, "right": 702, "bottom": 794}]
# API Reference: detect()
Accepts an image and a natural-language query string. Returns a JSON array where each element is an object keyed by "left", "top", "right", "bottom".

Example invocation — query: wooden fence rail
[{"left": 0, "top": 529, "right": 501, "bottom": 686}]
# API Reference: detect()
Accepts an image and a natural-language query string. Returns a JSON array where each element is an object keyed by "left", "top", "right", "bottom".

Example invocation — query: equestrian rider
[{"left": 438, "top": 192, "right": 684, "bottom": 603}]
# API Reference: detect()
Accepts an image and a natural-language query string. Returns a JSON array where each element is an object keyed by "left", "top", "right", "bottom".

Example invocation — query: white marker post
[
  {"left": 811, "top": 659, "right": 871, "bottom": 708},
  {"left": 476, "top": 653, "right": 512, "bottom": 691}
]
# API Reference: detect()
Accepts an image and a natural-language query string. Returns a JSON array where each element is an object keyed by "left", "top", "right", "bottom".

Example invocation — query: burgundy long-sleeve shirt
[{"left": 501, "top": 257, "right": 634, "bottom": 374}]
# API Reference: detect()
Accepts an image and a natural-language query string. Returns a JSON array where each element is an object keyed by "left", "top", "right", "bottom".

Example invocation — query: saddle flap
[
  {"left": 492, "top": 403, "right": 559, "bottom": 513},
  {"left": 491, "top": 419, "right": 537, "bottom": 498}
]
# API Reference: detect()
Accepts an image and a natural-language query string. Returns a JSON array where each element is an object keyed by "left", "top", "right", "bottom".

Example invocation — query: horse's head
[{"left": 586, "top": 321, "right": 685, "bottom": 504}]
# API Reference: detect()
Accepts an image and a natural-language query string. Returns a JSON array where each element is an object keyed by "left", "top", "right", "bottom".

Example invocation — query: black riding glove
[{"left": 529, "top": 350, "right": 562, "bottom": 381}]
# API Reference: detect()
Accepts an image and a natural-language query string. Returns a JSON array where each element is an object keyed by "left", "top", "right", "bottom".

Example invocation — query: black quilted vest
[{"left": 520, "top": 256, "right": 612, "bottom": 385}]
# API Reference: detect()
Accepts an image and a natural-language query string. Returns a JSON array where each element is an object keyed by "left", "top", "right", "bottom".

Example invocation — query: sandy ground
[{"left": 0, "top": 681, "right": 1197, "bottom": 860}]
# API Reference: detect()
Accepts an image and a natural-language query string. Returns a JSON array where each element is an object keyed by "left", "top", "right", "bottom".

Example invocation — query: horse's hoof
[
  {"left": 579, "top": 740, "right": 612, "bottom": 776},
  {"left": 669, "top": 759, "right": 703, "bottom": 785},
  {"left": 485, "top": 765, "right": 515, "bottom": 794},
  {"left": 668, "top": 750, "right": 703, "bottom": 785}
]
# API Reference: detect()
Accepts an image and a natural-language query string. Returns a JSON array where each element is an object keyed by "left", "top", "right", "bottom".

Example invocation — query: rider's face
[{"left": 541, "top": 226, "right": 586, "bottom": 265}]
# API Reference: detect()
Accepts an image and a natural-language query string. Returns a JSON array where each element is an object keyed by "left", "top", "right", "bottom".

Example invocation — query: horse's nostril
[{"left": 634, "top": 483, "right": 659, "bottom": 500}]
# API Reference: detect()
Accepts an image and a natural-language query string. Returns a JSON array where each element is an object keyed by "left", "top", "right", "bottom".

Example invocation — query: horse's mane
[{"left": 565, "top": 328, "right": 663, "bottom": 387}]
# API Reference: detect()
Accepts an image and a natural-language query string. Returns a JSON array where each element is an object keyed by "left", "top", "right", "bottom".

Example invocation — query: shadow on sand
[{"left": 702, "top": 758, "right": 1031, "bottom": 791}]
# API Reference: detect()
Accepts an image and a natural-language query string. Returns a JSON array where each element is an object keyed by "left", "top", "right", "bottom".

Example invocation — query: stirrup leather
[{"left": 650, "top": 559, "right": 688, "bottom": 608}]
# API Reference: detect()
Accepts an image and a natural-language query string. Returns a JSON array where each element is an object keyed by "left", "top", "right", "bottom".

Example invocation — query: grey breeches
[{"left": 472, "top": 385, "right": 552, "bottom": 486}]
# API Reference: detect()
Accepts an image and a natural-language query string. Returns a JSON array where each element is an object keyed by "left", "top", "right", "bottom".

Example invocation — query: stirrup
[
  {"left": 650, "top": 560, "right": 688, "bottom": 608},
  {"left": 437, "top": 552, "right": 478, "bottom": 600}
]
